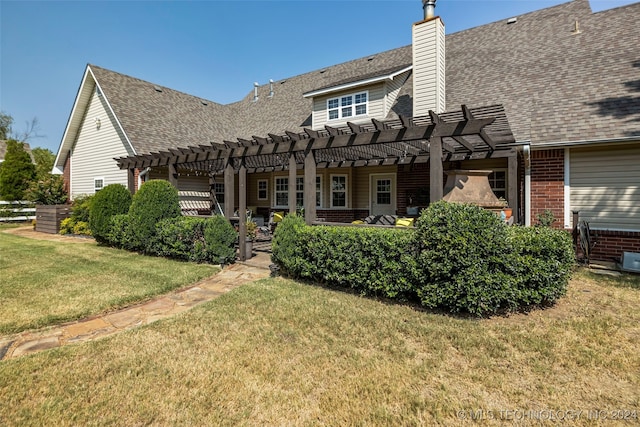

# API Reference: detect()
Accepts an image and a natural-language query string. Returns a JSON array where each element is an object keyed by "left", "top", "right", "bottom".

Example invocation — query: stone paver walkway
[
  {"left": 0, "top": 227, "right": 271, "bottom": 360},
  {"left": 0, "top": 262, "right": 269, "bottom": 361}
]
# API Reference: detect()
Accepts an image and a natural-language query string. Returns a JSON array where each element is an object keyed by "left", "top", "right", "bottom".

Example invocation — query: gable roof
[{"left": 56, "top": 0, "right": 640, "bottom": 166}]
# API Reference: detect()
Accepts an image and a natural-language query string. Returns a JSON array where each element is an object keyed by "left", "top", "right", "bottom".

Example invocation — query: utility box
[{"left": 621, "top": 252, "right": 640, "bottom": 273}]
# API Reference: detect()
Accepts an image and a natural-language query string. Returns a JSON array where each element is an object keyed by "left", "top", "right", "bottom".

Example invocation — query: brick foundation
[{"left": 583, "top": 229, "right": 640, "bottom": 262}]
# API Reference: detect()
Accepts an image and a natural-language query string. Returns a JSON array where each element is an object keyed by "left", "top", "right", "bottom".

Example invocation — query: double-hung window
[
  {"left": 274, "top": 176, "right": 322, "bottom": 208},
  {"left": 94, "top": 177, "right": 104, "bottom": 193},
  {"left": 327, "top": 91, "right": 368, "bottom": 121},
  {"left": 488, "top": 170, "right": 507, "bottom": 200},
  {"left": 257, "top": 179, "right": 268, "bottom": 200},
  {"left": 331, "top": 175, "right": 347, "bottom": 208}
]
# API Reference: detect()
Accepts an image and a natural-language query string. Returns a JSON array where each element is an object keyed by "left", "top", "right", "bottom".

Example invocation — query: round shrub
[
  {"left": 89, "top": 184, "right": 132, "bottom": 244},
  {"left": 107, "top": 214, "right": 133, "bottom": 249},
  {"left": 507, "top": 226, "right": 574, "bottom": 305},
  {"left": 127, "top": 180, "right": 181, "bottom": 252},
  {"left": 203, "top": 215, "right": 237, "bottom": 265},
  {"left": 415, "top": 201, "right": 517, "bottom": 315}
]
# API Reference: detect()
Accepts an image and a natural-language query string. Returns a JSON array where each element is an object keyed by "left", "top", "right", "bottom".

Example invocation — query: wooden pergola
[{"left": 116, "top": 104, "right": 518, "bottom": 260}]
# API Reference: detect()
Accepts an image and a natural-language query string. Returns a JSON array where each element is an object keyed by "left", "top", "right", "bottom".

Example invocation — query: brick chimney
[{"left": 412, "top": 0, "right": 445, "bottom": 116}]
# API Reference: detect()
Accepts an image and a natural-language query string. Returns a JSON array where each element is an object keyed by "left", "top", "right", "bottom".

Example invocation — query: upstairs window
[{"left": 327, "top": 91, "right": 368, "bottom": 121}]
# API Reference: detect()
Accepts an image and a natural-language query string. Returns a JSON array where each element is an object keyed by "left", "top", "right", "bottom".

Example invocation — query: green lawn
[
  {"left": 0, "top": 230, "right": 218, "bottom": 334},
  {"left": 1, "top": 270, "right": 638, "bottom": 425}
]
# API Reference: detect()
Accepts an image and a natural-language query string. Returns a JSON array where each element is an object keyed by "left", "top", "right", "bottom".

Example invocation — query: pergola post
[
  {"left": 223, "top": 158, "right": 235, "bottom": 219},
  {"left": 238, "top": 162, "right": 247, "bottom": 261},
  {"left": 289, "top": 153, "right": 297, "bottom": 215},
  {"left": 168, "top": 163, "right": 178, "bottom": 188},
  {"left": 304, "top": 150, "right": 316, "bottom": 225},
  {"left": 127, "top": 168, "right": 136, "bottom": 194},
  {"left": 208, "top": 174, "right": 217, "bottom": 214},
  {"left": 429, "top": 137, "right": 443, "bottom": 202},
  {"left": 508, "top": 153, "right": 518, "bottom": 222}
]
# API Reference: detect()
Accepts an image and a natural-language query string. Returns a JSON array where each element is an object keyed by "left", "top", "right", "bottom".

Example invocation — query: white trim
[
  {"left": 94, "top": 177, "right": 105, "bottom": 193},
  {"left": 327, "top": 91, "right": 368, "bottom": 121},
  {"left": 315, "top": 175, "right": 323, "bottom": 208},
  {"left": 523, "top": 145, "right": 531, "bottom": 226},
  {"left": 273, "top": 176, "right": 289, "bottom": 209},
  {"left": 303, "top": 65, "right": 413, "bottom": 98},
  {"left": 531, "top": 136, "right": 640, "bottom": 149},
  {"left": 564, "top": 147, "right": 571, "bottom": 229},
  {"left": 330, "top": 174, "right": 348, "bottom": 209},
  {"left": 369, "top": 173, "right": 396, "bottom": 216}
]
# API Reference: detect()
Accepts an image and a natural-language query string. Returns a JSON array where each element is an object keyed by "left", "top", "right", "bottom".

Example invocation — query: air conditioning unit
[{"left": 620, "top": 252, "right": 640, "bottom": 273}]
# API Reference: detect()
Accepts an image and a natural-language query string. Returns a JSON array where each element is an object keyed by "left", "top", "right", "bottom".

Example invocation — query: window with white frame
[
  {"left": 94, "top": 177, "right": 104, "bottom": 193},
  {"left": 257, "top": 179, "right": 268, "bottom": 200},
  {"left": 275, "top": 177, "right": 289, "bottom": 207},
  {"left": 488, "top": 170, "right": 507, "bottom": 200},
  {"left": 331, "top": 175, "right": 347, "bottom": 208},
  {"left": 214, "top": 182, "right": 225, "bottom": 204},
  {"left": 274, "top": 176, "right": 322, "bottom": 208},
  {"left": 327, "top": 91, "right": 368, "bottom": 121}
]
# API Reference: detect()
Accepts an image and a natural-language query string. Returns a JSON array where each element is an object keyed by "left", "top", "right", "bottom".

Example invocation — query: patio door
[{"left": 370, "top": 174, "right": 396, "bottom": 216}]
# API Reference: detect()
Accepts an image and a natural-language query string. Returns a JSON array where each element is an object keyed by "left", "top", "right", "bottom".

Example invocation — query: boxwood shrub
[
  {"left": 127, "top": 180, "right": 181, "bottom": 252},
  {"left": 148, "top": 216, "right": 236, "bottom": 264},
  {"left": 106, "top": 214, "right": 134, "bottom": 249},
  {"left": 272, "top": 202, "right": 575, "bottom": 316},
  {"left": 507, "top": 225, "right": 574, "bottom": 305},
  {"left": 272, "top": 215, "right": 419, "bottom": 299},
  {"left": 414, "top": 201, "right": 518, "bottom": 315},
  {"left": 89, "top": 184, "right": 132, "bottom": 244}
]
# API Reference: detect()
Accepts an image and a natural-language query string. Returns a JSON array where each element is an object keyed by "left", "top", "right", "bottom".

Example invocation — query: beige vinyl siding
[
  {"left": 70, "top": 90, "right": 134, "bottom": 199},
  {"left": 311, "top": 84, "right": 385, "bottom": 130},
  {"left": 385, "top": 70, "right": 411, "bottom": 116},
  {"left": 354, "top": 165, "right": 397, "bottom": 209},
  {"left": 412, "top": 18, "right": 446, "bottom": 116},
  {"left": 570, "top": 144, "right": 640, "bottom": 231}
]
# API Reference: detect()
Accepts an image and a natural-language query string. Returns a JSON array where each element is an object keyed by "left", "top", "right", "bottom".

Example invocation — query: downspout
[
  {"left": 138, "top": 167, "right": 151, "bottom": 190},
  {"left": 523, "top": 144, "right": 531, "bottom": 226}
]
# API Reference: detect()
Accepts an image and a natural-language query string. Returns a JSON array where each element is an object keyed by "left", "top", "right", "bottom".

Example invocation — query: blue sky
[{"left": 1, "top": 0, "right": 636, "bottom": 153}]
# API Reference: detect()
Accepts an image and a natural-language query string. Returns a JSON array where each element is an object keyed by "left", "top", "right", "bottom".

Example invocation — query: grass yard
[
  {"left": 0, "top": 229, "right": 218, "bottom": 334},
  {"left": 1, "top": 269, "right": 638, "bottom": 425}
]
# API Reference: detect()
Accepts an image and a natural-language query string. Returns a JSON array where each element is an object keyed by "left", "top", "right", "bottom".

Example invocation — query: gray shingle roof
[{"left": 90, "top": 0, "right": 640, "bottom": 155}]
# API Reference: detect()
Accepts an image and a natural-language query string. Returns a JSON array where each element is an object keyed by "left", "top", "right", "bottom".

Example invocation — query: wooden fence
[{"left": 0, "top": 201, "right": 36, "bottom": 222}]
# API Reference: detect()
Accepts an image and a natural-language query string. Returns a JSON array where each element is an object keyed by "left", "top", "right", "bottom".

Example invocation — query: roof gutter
[
  {"left": 530, "top": 135, "right": 639, "bottom": 149},
  {"left": 302, "top": 65, "right": 412, "bottom": 98}
]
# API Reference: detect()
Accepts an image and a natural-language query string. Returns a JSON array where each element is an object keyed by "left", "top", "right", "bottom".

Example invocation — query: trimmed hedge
[
  {"left": 127, "top": 180, "right": 181, "bottom": 252},
  {"left": 272, "top": 215, "right": 418, "bottom": 299},
  {"left": 148, "top": 216, "right": 237, "bottom": 264},
  {"left": 271, "top": 202, "right": 575, "bottom": 316},
  {"left": 89, "top": 184, "right": 132, "bottom": 244}
]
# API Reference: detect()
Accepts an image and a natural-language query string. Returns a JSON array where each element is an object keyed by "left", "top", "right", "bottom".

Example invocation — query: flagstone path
[{"left": 0, "top": 227, "right": 271, "bottom": 361}]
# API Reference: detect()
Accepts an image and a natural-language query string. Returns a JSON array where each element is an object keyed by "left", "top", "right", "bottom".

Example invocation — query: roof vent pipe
[
  {"left": 268, "top": 79, "right": 274, "bottom": 98},
  {"left": 253, "top": 82, "right": 259, "bottom": 102},
  {"left": 423, "top": 0, "right": 436, "bottom": 20}
]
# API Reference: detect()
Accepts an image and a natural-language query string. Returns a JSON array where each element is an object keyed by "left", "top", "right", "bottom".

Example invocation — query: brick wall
[
  {"left": 531, "top": 149, "right": 564, "bottom": 228},
  {"left": 397, "top": 164, "right": 430, "bottom": 215},
  {"left": 316, "top": 209, "right": 369, "bottom": 223},
  {"left": 586, "top": 230, "right": 640, "bottom": 262},
  {"left": 63, "top": 153, "right": 71, "bottom": 196}
]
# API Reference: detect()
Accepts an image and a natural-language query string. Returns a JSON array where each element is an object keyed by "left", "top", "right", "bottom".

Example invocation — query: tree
[
  {"left": 0, "top": 139, "right": 36, "bottom": 201},
  {"left": 31, "top": 147, "right": 55, "bottom": 180},
  {"left": 0, "top": 112, "right": 13, "bottom": 140}
]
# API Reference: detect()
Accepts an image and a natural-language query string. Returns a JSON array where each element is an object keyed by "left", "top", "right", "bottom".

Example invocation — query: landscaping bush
[
  {"left": 59, "top": 195, "right": 93, "bottom": 236},
  {"left": 89, "top": 184, "right": 132, "bottom": 244},
  {"left": 106, "top": 214, "right": 134, "bottom": 249},
  {"left": 148, "top": 216, "right": 237, "bottom": 264},
  {"left": 272, "top": 202, "right": 575, "bottom": 316},
  {"left": 272, "top": 215, "right": 419, "bottom": 299},
  {"left": 127, "top": 180, "right": 181, "bottom": 252},
  {"left": 414, "top": 201, "right": 517, "bottom": 315},
  {"left": 203, "top": 215, "right": 237, "bottom": 265},
  {"left": 507, "top": 225, "right": 574, "bottom": 305}
]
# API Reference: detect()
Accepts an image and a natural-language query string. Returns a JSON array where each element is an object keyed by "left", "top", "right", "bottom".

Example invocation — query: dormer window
[{"left": 327, "top": 91, "right": 368, "bottom": 121}]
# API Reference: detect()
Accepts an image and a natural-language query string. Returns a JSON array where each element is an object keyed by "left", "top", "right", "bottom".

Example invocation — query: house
[{"left": 54, "top": 0, "right": 640, "bottom": 262}]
